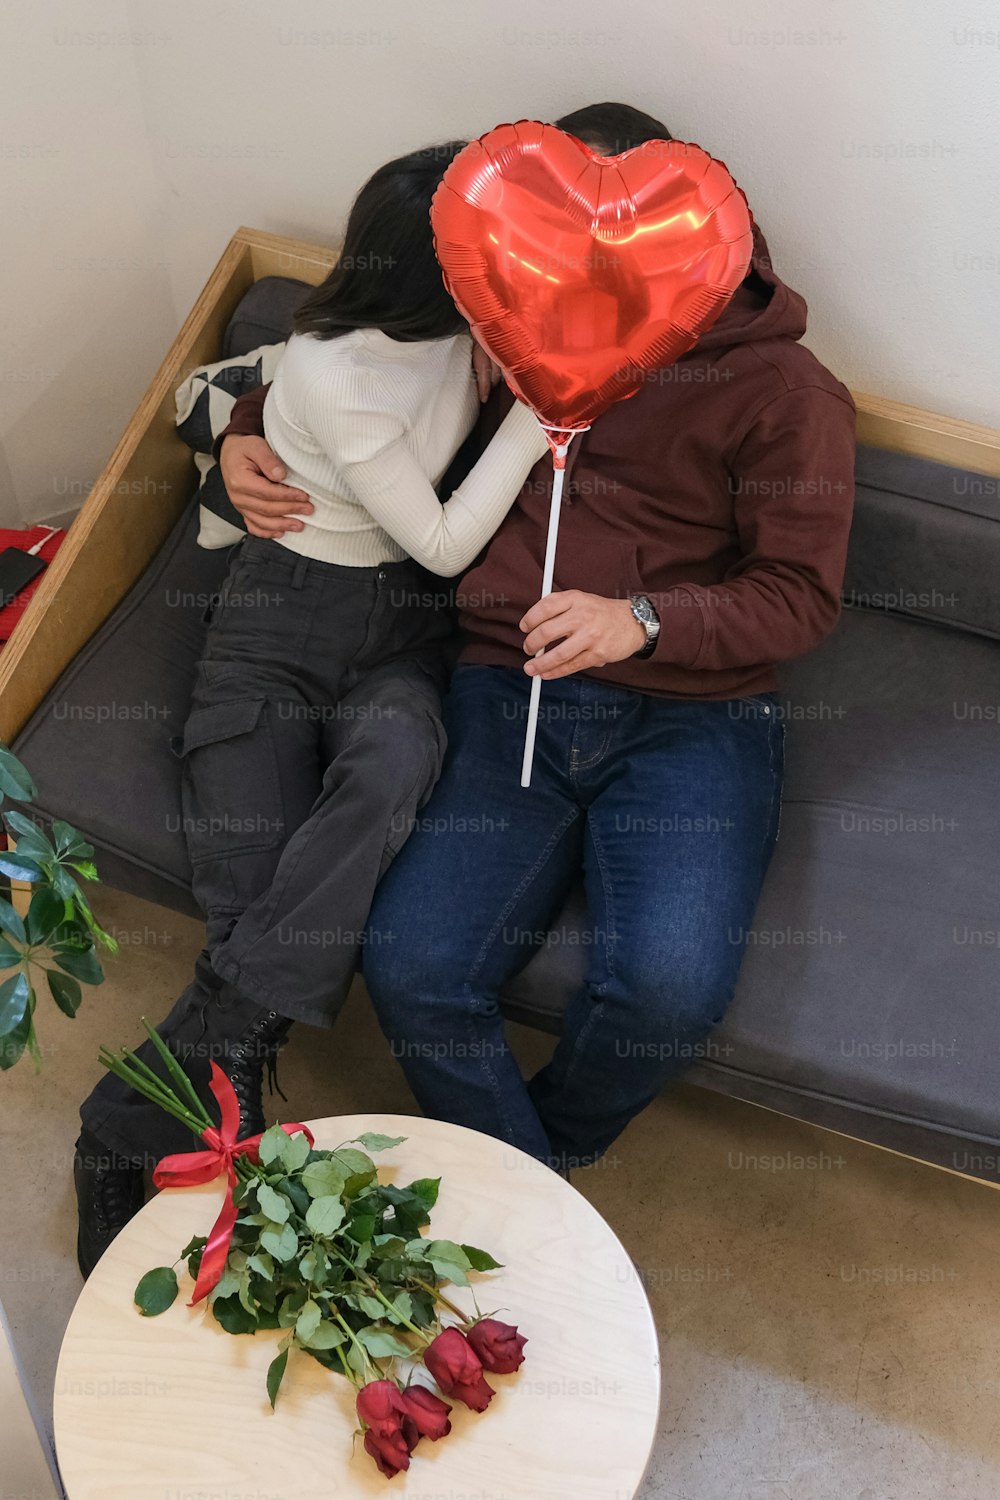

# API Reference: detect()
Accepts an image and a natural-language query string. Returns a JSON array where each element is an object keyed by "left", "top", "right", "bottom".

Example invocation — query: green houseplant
[{"left": 0, "top": 742, "right": 116, "bottom": 1070}]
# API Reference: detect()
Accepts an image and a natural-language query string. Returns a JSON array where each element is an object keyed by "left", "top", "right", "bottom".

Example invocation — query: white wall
[{"left": 2, "top": 0, "right": 998, "bottom": 525}]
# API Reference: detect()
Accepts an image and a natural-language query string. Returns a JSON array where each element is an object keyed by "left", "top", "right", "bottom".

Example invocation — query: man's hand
[
  {"left": 520, "top": 591, "right": 647, "bottom": 679},
  {"left": 219, "top": 435, "right": 314, "bottom": 539}
]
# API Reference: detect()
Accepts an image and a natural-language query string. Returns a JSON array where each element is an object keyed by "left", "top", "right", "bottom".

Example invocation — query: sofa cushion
[
  {"left": 846, "top": 444, "right": 1000, "bottom": 640},
  {"left": 175, "top": 343, "right": 285, "bottom": 549},
  {"left": 14, "top": 496, "right": 223, "bottom": 916}
]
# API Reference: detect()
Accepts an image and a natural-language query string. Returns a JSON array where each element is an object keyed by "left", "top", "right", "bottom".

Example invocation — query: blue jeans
[{"left": 364, "top": 665, "right": 784, "bottom": 1166}]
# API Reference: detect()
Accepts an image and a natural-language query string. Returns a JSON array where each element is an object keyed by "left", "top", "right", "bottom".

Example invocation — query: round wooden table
[{"left": 55, "top": 1114, "right": 660, "bottom": 1498}]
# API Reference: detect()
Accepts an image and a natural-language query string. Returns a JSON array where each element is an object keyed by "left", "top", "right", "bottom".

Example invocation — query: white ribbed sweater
[{"left": 262, "top": 328, "right": 547, "bottom": 576}]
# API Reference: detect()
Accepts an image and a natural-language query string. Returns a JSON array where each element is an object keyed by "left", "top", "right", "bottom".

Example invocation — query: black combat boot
[{"left": 75, "top": 964, "right": 294, "bottom": 1277}]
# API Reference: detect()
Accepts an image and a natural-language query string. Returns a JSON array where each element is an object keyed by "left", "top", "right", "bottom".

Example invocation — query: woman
[{"left": 75, "top": 142, "right": 546, "bottom": 1274}]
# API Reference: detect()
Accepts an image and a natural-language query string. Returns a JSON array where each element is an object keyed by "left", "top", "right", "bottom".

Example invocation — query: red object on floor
[{"left": 0, "top": 525, "right": 66, "bottom": 643}]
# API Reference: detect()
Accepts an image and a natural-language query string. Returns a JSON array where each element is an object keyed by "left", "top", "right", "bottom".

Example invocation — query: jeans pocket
[{"left": 180, "top": 698, "right": 284, "bottom": 864}]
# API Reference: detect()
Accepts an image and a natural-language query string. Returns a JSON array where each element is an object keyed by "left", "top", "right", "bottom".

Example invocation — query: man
[{"left": 219, "top": 101, "right": 855, "bottom": 1170}]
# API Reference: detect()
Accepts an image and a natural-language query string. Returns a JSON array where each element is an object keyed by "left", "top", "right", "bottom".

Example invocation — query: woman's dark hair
[
  {"left": 555, "top": 102, "right": 673, "bottom": 156},
  {"left": 294, "top": 142, "right": 468, "bottom": 342}
]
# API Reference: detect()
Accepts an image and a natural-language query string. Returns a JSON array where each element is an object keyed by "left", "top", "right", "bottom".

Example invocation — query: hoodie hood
[{"left": 693, "top": 223, "right": 808, "bottom": 352}]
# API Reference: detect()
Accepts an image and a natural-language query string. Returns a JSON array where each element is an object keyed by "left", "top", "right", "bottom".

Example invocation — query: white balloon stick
[{"left": 520, "top": 434, "right": 573, "bottom": 788}]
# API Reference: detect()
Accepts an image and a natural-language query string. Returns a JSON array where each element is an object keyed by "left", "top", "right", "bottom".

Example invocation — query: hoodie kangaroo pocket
[
  {"left": 552, "top": 534, "right": 644, "bottom": 601},
  {"left": 179, "top": 698, "right": 284, "bottom": 864}
]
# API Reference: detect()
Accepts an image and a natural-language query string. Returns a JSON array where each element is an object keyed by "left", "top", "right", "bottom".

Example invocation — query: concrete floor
[{"left": 4, "top": 885, "right": 1000, "bottom": 1500}]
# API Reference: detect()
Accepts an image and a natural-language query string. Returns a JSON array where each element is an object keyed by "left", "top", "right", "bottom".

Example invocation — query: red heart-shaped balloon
[{"left": 432, "top": 121, "right": 754, "bottom": 432}]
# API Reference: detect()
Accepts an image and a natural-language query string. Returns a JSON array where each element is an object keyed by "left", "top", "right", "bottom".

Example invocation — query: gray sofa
[{"left": 16, "top": 280, "right": 1000, "bottom": 1183}]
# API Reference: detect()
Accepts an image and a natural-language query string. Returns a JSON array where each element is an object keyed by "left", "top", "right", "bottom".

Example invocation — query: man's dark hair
[
  {"left": 294, "top": 142, "right": 468, "bottom": 343},
  {"left": 555, "top": 102, "right": 673, "bottom": 156}
]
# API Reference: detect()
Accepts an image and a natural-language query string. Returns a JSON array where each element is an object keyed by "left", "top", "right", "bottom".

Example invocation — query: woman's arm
[{"left": 308, "top": 375, "right": 548, "bottom": 576}]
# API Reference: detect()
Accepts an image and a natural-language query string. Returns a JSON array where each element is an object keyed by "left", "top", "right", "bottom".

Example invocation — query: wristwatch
[{"left": 629, "top": 594, "right": 661, "bottom": 658}]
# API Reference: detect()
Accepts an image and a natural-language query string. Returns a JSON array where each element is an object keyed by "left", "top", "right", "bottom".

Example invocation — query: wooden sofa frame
[{"left": 2, "top": 225, "right": 999, "bottom": 1190}]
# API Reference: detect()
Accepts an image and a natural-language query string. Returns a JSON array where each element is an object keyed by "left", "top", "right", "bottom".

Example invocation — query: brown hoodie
[{"left": 220, "top": 228, "right": 855, "bottom": 700}]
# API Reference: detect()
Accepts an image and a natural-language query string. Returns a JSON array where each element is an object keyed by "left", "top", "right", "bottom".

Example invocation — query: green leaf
[
  {"left": 461, "top": 1244, "right": 504, "bottom": 1272},
  {"left": 0, "top": 747, "right": 36, "bottom": 802},
  {"left": 210, "top": 1268, "right": 241, "bottom": 1302},
  {"left": 26, "top": 886, "right": 68, "bottom": 943},
  {"left": 52, "top": 946, "right": 104, "bottom": 986},
  {"left": 352, "top": 1132, "right": 407, "bottom": 1153},
  {"left": 257, "top": 1123, "right": 291, "bottom": 1169},
  {"left": 69, "top": 861, "right": 99, "bottom": 881},
  {"left": 247, "top": 1252, "right": 274, "bottom": 1282},
  {"left": 257, "top": 1183, "right": 290, "bottom": 1224},
  {"left": 420, "top": 1239, "right": 472, "bottom": 1286},
  {"left": 0, "top": 900, "right": 26, "bottom": 945},
  {"left": 0, "top": 1006, "right": 32, "bottom": 1070},
  {"left": 331, "top": 1147, "right": 376, "bottom": 1180},
  {"left": 303, "top": 1321, "right": 346, "bottom": 1351},
  {"left": 295, "top": 1299, "right": 321, "bottom": 1343},
  {"left": 47, "top": 969, "right": 82, "bottom": 1017},
  {"left": 134, "top": 1266, "right": 178, "bottom": 1316},
  {"left": 408, "top": 1178, "right": 441, "bottom": 1210},
  {"left": 266, "top": 1348, "right": 288, "bottom": 1410},
  {"left": 305, "top": 1196, "right": 346, "bottom": 1237},
  {"left": 211, "top": 1293, "right": 258, "bottom": 1335},
  {"left": 357, "top": 1325, "right": 412, "bottom": 1360},
  {"left": 0, "top": 854, "right": 43, "bottom": 882},
  {"left": 301, "top": 1159, "right": 347, "bottom": 1200},
  {"left": 345, "top": 1212, "right": 377, "bottom": 1245},
  {"left": 280, "top": 1130, "right": 312, "bottom": 1174},
  {"left": 2, "top": 811, "right": 51, "bottom": 848},
  {"left": 260, "top": 1221, "right": 299, "bottom": 1263},
  {"left": 349, "top": 1292, "right": 385, "bottom": 1320},
  {"left": 0, "top": 972, "right": 30, "bottom": 1036},
  {"left": 0, "top": 938, "right": 22, "bottom": 968}
]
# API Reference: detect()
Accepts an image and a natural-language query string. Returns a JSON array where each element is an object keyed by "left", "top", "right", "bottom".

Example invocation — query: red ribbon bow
[{"left": 152, "top": 1063, "right": 314, "bottom": 1305}]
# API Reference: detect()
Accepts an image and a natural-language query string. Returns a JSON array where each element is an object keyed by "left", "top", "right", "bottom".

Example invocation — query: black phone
[{"left": 0, "top": 546, "right": 47, "bottom": 607}]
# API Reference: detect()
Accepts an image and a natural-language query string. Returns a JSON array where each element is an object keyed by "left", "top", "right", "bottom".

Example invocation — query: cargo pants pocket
[{"left": 179, "top": 698, "right": 287, "bottom": 919}]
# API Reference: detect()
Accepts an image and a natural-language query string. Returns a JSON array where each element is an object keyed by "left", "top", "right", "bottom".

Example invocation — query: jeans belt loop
[{"left": 291, "top": 555, "right": 310, "bottom": 590}]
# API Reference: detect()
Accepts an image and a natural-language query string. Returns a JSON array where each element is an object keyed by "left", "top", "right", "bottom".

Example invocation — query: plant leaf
[
  {"left": 0, "top": 900, "right": 27, "bottom": 945},
  {"left": 257, "top": 1123, "right": 291, "bottom": 1168},
  {"left": 260, "top": 1221, "right": 299, "bottom": 1263},
  {"left": 257, "top": 1183, "right": 290, "bottom": 1224},
  {"left": 280, "top": 1130, "right": 312, "bottom": 1174},
  {"left": 134, "top": 1266, "right": 178, "bottom": 1316},
  {"left": 0, "top": 747, "right": 36, "bottom": 802},
  {"left": 301, "top": 1158, "right": 346, "bottom": 1200},
  {"left": 0, "top": 1005, "right": 32, "bottom": 1070},
  {"left": 408, "top": 1177, "right": 441, "bottom": 1209},
  {"left": 357, "top": 1325, "right": 412, "bottom": 1360},
  {"left": 303, "top": 1321, "right": 346, "bottom": 1351},
  {"left": 47, "top": 969, "right": 82, "bottom": 1017},
  {"left": 352, "top": 1132, "right": 407, "bottom": 1153},
  {"left": 295, "top": 1299, "right": 321, "bottom": 1343},
  {"left": 266, "top": 1348, "right": 288, "bottom": 1410},
  {"left": 305, "top": 1196, "right": 346, "bottom": 1237},
  {"left": 0, "top": 972, "right": 30, "bottom": 1035},
  {"left": 26, "top": 886, "right": 68, "bottom": 943},
  {"left": 0, "top": 853, "right": 43, "bottom": 882},
  {"left": 461, "top": 1244, "right": 504, "bottom": 1272},
  {"left": 52, "top": 946, "right": 104, "bottom": 985}
]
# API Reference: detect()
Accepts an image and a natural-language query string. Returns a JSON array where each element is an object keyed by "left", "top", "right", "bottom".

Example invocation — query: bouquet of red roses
[{"left": 101, "top": 1024, "right": 527, "bottom": 1480}]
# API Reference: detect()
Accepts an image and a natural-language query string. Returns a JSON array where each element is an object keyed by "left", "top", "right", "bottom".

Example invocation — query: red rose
[
  {"left": 357, "top": 1379, "right": 414, "bottom": 1478},
  {"left": 424, "top": 1327, "right": 495, "bottom": 1412},
  {"left": 399, "top": 1383, "right": 452, "bottom": 1441},
  {"left": 466, "top": 1317, "right": 528, "bottom": 1374}
]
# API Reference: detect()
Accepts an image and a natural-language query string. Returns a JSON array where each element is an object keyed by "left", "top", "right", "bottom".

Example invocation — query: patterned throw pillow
[{"left": 175, "top": 343, "right": 285, "bottom": 548}]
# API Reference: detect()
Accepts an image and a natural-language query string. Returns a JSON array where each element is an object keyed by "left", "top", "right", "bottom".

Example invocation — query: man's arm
[
  {"left": 645, "top": 385, "right": 856, "bottom": 671},
  {"left": 215, "top": 384, "right": 314, "bottom": 539},
  {"left": 521, "top": 384, "right": 855, "bottom": 679}
]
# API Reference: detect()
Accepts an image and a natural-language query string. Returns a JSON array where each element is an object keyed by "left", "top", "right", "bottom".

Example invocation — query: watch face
[{"left": 631, "top": 595, "right": 654, "bottom": 625}]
